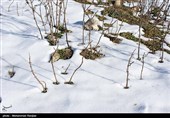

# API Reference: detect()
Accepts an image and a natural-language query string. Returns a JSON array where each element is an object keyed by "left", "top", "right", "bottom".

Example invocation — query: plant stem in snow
[
  {"left": 29, "top": 54, "right": 47, "bottom": 93},
  {"left": 55, "top": 0, "right": 59, "bottom": 33},
  {"left": 81, "top": 4, "right": 86, "bottom": 45},
  {"left": 58, "top": 1, "right": 63, "bottom": 30},
  {"left": 124, "top": 49, "right": 136, "bottom": 89},
  {"left": 159, "top": 8, "right": 170, "bottom": 63},
  {"left": 115, "top": 21, "right": 123, "bottom": 39},
  {"left": 26, "top": 0, "right": 43, "bottom": 39},
  {"left": 61, "top": 63, "right": 71, "bottom": 75},
  {"left": 64, "top": 57, "right": 84, "bottom": 85},
  {"left": 51, "top": 47, "right": 60, "bottom": 85},
  {"left": 137, "top": 25, "right": 141, "bottom": 60},
  {"left": 63, "top": 0, "right": 70, "bottom": 48},
  {"left": 95, "top": 14, "right": 106, "bottom": 48}
]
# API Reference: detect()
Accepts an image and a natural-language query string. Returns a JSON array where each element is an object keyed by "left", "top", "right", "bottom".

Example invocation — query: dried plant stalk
[
  {"left": 124, "top": 49, "right": 136, "bottom": 89},
  {"left": 65, "top": 57, "right": 84, "bottom": 85},
  {"left": 51, "top": 48, "right": 60, "bottom": 85},
  {"left": 29, "top": 54, "right": 47, "bottom": 93}
]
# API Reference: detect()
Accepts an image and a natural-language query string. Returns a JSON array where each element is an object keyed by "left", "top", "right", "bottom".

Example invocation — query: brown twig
[
  {"left": 65, "top": 57, "right": 84, "bottom": 85},
  {"left": 61, "top": 63, "right": 71, "bottom": 75},
  {"left": 51, "top": 47, "right": 60, "bottom": 85},
  {"left": 63, "top": 0, "right": 70, "bottom": 48},
  {"left": 29, "top": 53, "right": 47, "bottom": 93},
  {"left": 124, "top": 49, "right": 136, "bottom": 89},
  {"left": 26, "top": 0, "right": 43, "bottom": 39}
]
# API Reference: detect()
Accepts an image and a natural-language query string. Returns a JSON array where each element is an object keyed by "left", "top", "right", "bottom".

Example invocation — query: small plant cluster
[
  {"left": 25, "top": 0, "right": 71, "bottom": 46},
  {"left": 57, "top": 47, "right": 74, "bottom": 60},
  {"left": 80, "top": 48, "right": 103, "bottom": 60},
  {"left": 49, "top": 47, "right": 74, "bottom": 63}
]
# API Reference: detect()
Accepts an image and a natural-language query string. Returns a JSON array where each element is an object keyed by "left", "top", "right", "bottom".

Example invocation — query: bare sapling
[
  {"left": 45, "top": 0, "right": 64, "bottom": 45},
  {"left": 29, "top": 1, "right": 47, "bottom": 33},
  {"left": 39, "top": 1, "right": 47, "bottom": 34},
  {"left": 159, "top": 3, "right": 170, "bottom": 63},
  {"left": 115, "top": 21, "right": 123, "bottom": 40},
  {"left": 54, "top": 0, "right": 59, "bottom": 33},
  {"left": 95, "top": 21, "right": 104, "bottom": 48},
  {"left": 85, "top": 11, "right": 98, "bottom": 51},
  {"left": 137, "top": 0, "right": 145, "bottom": 60},
  {"left": 51, "top": 47, "right": 60, "bottom": 85},
  {"left": 58, "top": 0, "right": 63, "bottom": 31},
  {"left": 26, "top": 0, "right": 43, "bottom": 39},
  {"left": 64, "top": 57, "right": 84, "bottom": 85},
  {"left": 124, "top": 49, "right": 136, "bottom": 89},
  {"left": 107, "top": 17, "right": 114, "bottom": 34},
  {"left": 79, "top": 3, "right": 92, "bottom": 45},
  {"left": 79, "top": 1, "right": 95, "bottom": 46},
  {"left": 47, "top": 1, "right": 55, "bottom": 45},
  {"left": 159, "top": 32, "right": 165, "bottom": 63},
  {"left": 63, "top": 0, "right": 70, "bottom": 48},
  {"left": 50, "top": 1, "right": 56, "bottom": 27},
  {"left": 137, "top": 20, "right": 141, "bottom": 60},
  {"left": 150, "top": 1, "right": 165, "bottom": 54},
  {"left": 29, "top": 54, "right": 47, "bottom": 93},
  {"left": 95, "top": 10, "right": 109, "bottom": 48},
  {"left": 61, "top": 63, "right": 71, "bottom": 75}
]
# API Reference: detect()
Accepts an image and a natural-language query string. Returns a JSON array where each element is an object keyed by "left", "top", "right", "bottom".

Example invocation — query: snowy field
[{"left": 1, "top": 0, "right": 170, "bottom": 113}]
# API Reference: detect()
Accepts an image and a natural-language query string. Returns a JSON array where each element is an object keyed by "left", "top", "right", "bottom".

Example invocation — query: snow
[
  {"left": 1, "top": 0, "right": 170, "bottom": 113},
  {"left": 166, "top": 34, "right": 170, "bottom": 44}
]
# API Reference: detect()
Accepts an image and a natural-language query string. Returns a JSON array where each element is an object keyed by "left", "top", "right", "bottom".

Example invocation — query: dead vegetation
[
  {"left": 101, "top": 6, "right": 165, "bottom": 39},
  {"left": 49, "top": 47, "right": 74, "bottom": 63},
  {"left": 120, "top": 32, "right": 170, "bottom": 54},
  {"left": 104, "top": 33, "right": 123, "bottom": 44},
  {"left": 80, "top": 48, "right": 104, "bottom": 60}
]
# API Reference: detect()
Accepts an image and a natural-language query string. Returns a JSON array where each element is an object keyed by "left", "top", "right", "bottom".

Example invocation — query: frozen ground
[{"left": 0, "top": 0, "right": 170, "bottom": 113}]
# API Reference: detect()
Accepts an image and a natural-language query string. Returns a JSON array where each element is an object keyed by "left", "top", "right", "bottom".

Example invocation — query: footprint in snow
[{"left": 134, "top": 103, "right": 147, "bottom": 113}]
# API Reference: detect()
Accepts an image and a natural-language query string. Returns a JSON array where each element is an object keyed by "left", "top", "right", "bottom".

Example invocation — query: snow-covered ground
[{"left": 1, "top": 0, "right": 170, "bottom": 113}]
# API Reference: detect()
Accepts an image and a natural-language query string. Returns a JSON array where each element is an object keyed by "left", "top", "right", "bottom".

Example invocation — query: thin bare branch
[{"left": 29, "top": 53, "right": 47, "bottom": 93}]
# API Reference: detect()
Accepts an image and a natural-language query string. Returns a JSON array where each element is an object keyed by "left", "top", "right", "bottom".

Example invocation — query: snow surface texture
[{"left": 0, "top": 0, "right": 170, "bottom": 113}]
